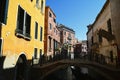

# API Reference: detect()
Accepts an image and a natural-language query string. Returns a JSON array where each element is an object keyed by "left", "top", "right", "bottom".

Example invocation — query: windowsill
[
  {"left": 24, "top": 36, "right": 31, "bottom": 41},
  {"left": 36, "top": 4, "right": 40, "bottom": 9},
  {"left": 49, "top": 48, "right": 52, "bottom": 52},
  {"left": 40, "top": 40, "right": 43, "bottom": 42},
  {"left": 40, "top": 10, "right": 44, "bottom": 15},
  {"left": 15, "top": 30, "right": 31, "bottom": 41},
  {"left": 34, "top": 38, "right": 38, "bottom": 40},
  {"left": 0, "top": 22, "right": 6, "bottom": 26}
]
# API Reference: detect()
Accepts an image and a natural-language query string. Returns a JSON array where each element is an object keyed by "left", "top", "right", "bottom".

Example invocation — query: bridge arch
[{"left": 40, "top": 60, "right": 114, "bottom": 80}]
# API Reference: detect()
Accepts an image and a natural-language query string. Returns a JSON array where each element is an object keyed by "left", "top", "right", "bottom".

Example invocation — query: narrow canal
[{"left": 44, "top": 66, "right": 108, "bottom": 80}]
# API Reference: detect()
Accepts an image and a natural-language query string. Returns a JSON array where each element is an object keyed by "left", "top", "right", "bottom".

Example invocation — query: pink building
[
  {"left": 58, "top": 24, "right": 75, "bottom": 53},
  {"left": 44, "top": 6, "right": 60, "bottom": 57}
]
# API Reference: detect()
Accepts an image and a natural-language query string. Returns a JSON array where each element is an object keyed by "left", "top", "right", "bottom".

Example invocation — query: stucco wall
[{"left": 1, "top": 0, "right": 46, "bottom": 68}]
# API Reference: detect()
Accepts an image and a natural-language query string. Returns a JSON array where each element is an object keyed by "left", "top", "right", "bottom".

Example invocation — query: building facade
[
  {"left": 109, "top": 0, "right": 120, "bottom": 64},
  {"left": 74, "top": 40, "right": 87, "bottom": 58},
  {"left": 44, "top": 6, "right": 60, "bottom": 58},
  {"left": 0, "top": 0, "right": 45, "bottom": 79},
  {"left": 74, "top": 42, "right": 82, "bottom": 58},
  {"left": 87, "top": 0, "right": 119, "bottom": 65},
  {"left": 81, "top": 40, "right": 87, "bottom": 56},
  {"left": 58, "top": 24, "right": 75, "bottom": 53}
]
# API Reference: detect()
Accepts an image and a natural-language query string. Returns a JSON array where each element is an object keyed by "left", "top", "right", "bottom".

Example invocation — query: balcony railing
[
  {"left": 98, "top": 29, "right": 115, "bottom": 41},
  {"left": 33, "top": 51, "right": 120, "bottom": 68}
]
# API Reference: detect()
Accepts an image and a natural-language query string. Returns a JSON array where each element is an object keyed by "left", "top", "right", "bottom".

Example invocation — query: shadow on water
[{"left": 44, "top": 66, "right": 108, "bottom": 80}]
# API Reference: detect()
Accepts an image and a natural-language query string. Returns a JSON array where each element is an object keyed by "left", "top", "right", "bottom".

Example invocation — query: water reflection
[{"left": 44, "top": 66, "right": 106, "bottom": 80}]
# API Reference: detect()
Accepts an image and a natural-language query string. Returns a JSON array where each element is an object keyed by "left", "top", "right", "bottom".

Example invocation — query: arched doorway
[{"left": 14, "top": 54, "right": 28, "bottom": 80}]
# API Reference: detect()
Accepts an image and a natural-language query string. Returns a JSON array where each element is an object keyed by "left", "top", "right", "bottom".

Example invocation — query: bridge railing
[
  {"left": 74, "top": 53, "right": 120, "bottom": 68},
  {"left": 33, "top": 52, "right": 120, "bottom": 68}
]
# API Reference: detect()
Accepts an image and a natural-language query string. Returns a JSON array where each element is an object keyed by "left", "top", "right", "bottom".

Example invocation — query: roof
[
  {"left": 46, "top": 6, "right": 56, "bottom": 17},
  {"left": 58, "top": 24, "right": 75, "bottom": 33}
]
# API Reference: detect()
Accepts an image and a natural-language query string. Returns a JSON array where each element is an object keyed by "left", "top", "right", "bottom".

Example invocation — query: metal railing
[{"left": 32, "top": 52, "right": 120, "bottom": 68}]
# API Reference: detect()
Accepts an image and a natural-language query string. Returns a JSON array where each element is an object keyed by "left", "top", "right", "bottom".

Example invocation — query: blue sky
[{"left": 46, "top": 0, "right": 106, "bottom": 40}]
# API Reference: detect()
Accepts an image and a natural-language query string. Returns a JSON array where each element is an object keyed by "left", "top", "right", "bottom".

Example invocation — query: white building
[{"left": 81, "top": 40, "right": 87, "bottom": 56}]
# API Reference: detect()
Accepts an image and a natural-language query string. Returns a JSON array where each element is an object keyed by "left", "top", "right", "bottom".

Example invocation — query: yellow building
[{"left": 0, "top": 0, "right": 45, "bottom": 74}]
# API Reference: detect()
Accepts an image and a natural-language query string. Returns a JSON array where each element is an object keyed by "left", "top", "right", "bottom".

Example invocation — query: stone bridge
[{"left": 31, "top": 59, "right": 120, "bottom": 80}]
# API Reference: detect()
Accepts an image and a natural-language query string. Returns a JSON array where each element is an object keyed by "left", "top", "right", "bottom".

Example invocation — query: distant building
[
  {"left": 74, "top": 42, "right": 82, "bottom": 58},
  {"left": 87, "top": 0, "right": 120, "bottom": 65},
  {"left": 74, "top": 40, "right": 87, "bottom": 57},
  {"left": 74, "top": 38, "right": 79, "bottom": 44},
  {"left": 58, "top": 24, "right": 75, "bottom": 53},
  {"left": 44, "top": 6, "right": 60, "bottom": 58},
  {"left": 81, "top": 40, "right": 87, "bottom": 56}
]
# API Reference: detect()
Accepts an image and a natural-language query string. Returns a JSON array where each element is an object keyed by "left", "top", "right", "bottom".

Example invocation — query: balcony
[
  {"left": 49, "top": 48, "right": 52, "bottom": 52},
  {"left": 67, "top": 36, "right": 72, "bottom": 40},
  {"left": 98, "top": 29, "right": 115, "bottom": 41}
]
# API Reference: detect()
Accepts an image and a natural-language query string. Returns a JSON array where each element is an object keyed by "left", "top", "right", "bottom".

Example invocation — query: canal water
[{"left": 44, "top": 66, "right": 107, "bottom": 80}]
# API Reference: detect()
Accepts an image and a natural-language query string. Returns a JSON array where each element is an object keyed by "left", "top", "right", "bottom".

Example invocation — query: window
[
  {"left": 40, "top": 27, "right": 43, "bottom": 41},
  {"left": 64, "top": 32, "right": 66, "bottom": 35},
  {"left": 107, "top": 19, "right": 112, "bottom": 34},
  {"left": 40, "top": 49, "right": 42, "bottom": 55},
  {"left": 36, "top": 0, "right": 39, "bottom": 5},
  {"left": 54, "top": 28, "right": 56, "bottom": 33},
  {"left": 0, "top": 39, "right": 3, "bottom": 56},
  {"left": 53, "top": 18, "right": 56, "bottom": 23},
  {"left": 36, "top": 0, "right": 40, "bottom": 9},
  {"left": 68, "top": 33, "right": 71, "bottom": 38},
  {"left": 0, "top": 0, "right": 9, "bottom": 24},
  {"left": 39, "top": 49, "right": 42, "bottom": 59},
  {"left": 49, "top": 37, "right": 52, "bottom": 51},
  {"left": 49, "top": 23, "right": 52, "bottom": 30},
  {"left": 16, "top": 6, "right": 24, "bottom": 33},
  {"left": 98, "top": 35, "right": 102, "bottom": 43},
  {"left": 16, "top": 6, "right": 31, "bottom": 40},
  {"left": 35, "top": 22, "right": 38, "bottom": 39},
  {"left": 64, "top": 39, "right": 66, "bottom": 43},
  {"left": 110, "top": 51, "right": 113, "bottom": 62},
  {"left": 49, "top": 12, "right": 52, "bottom": 17},
  {"left": 41, "top": 0, "right": 44, "bottom": 12},
  {"left": 25, "top": 13, "right": 31, "bottom": 38},
  {"left": 56, "top": 31, "right": 57, "bottom": 35},
  {"left": 91, "top": 36, "right": 93, "bottom": 44},
  {"left": 34, "top": 48, "right": 38, "bottom": 59}
]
